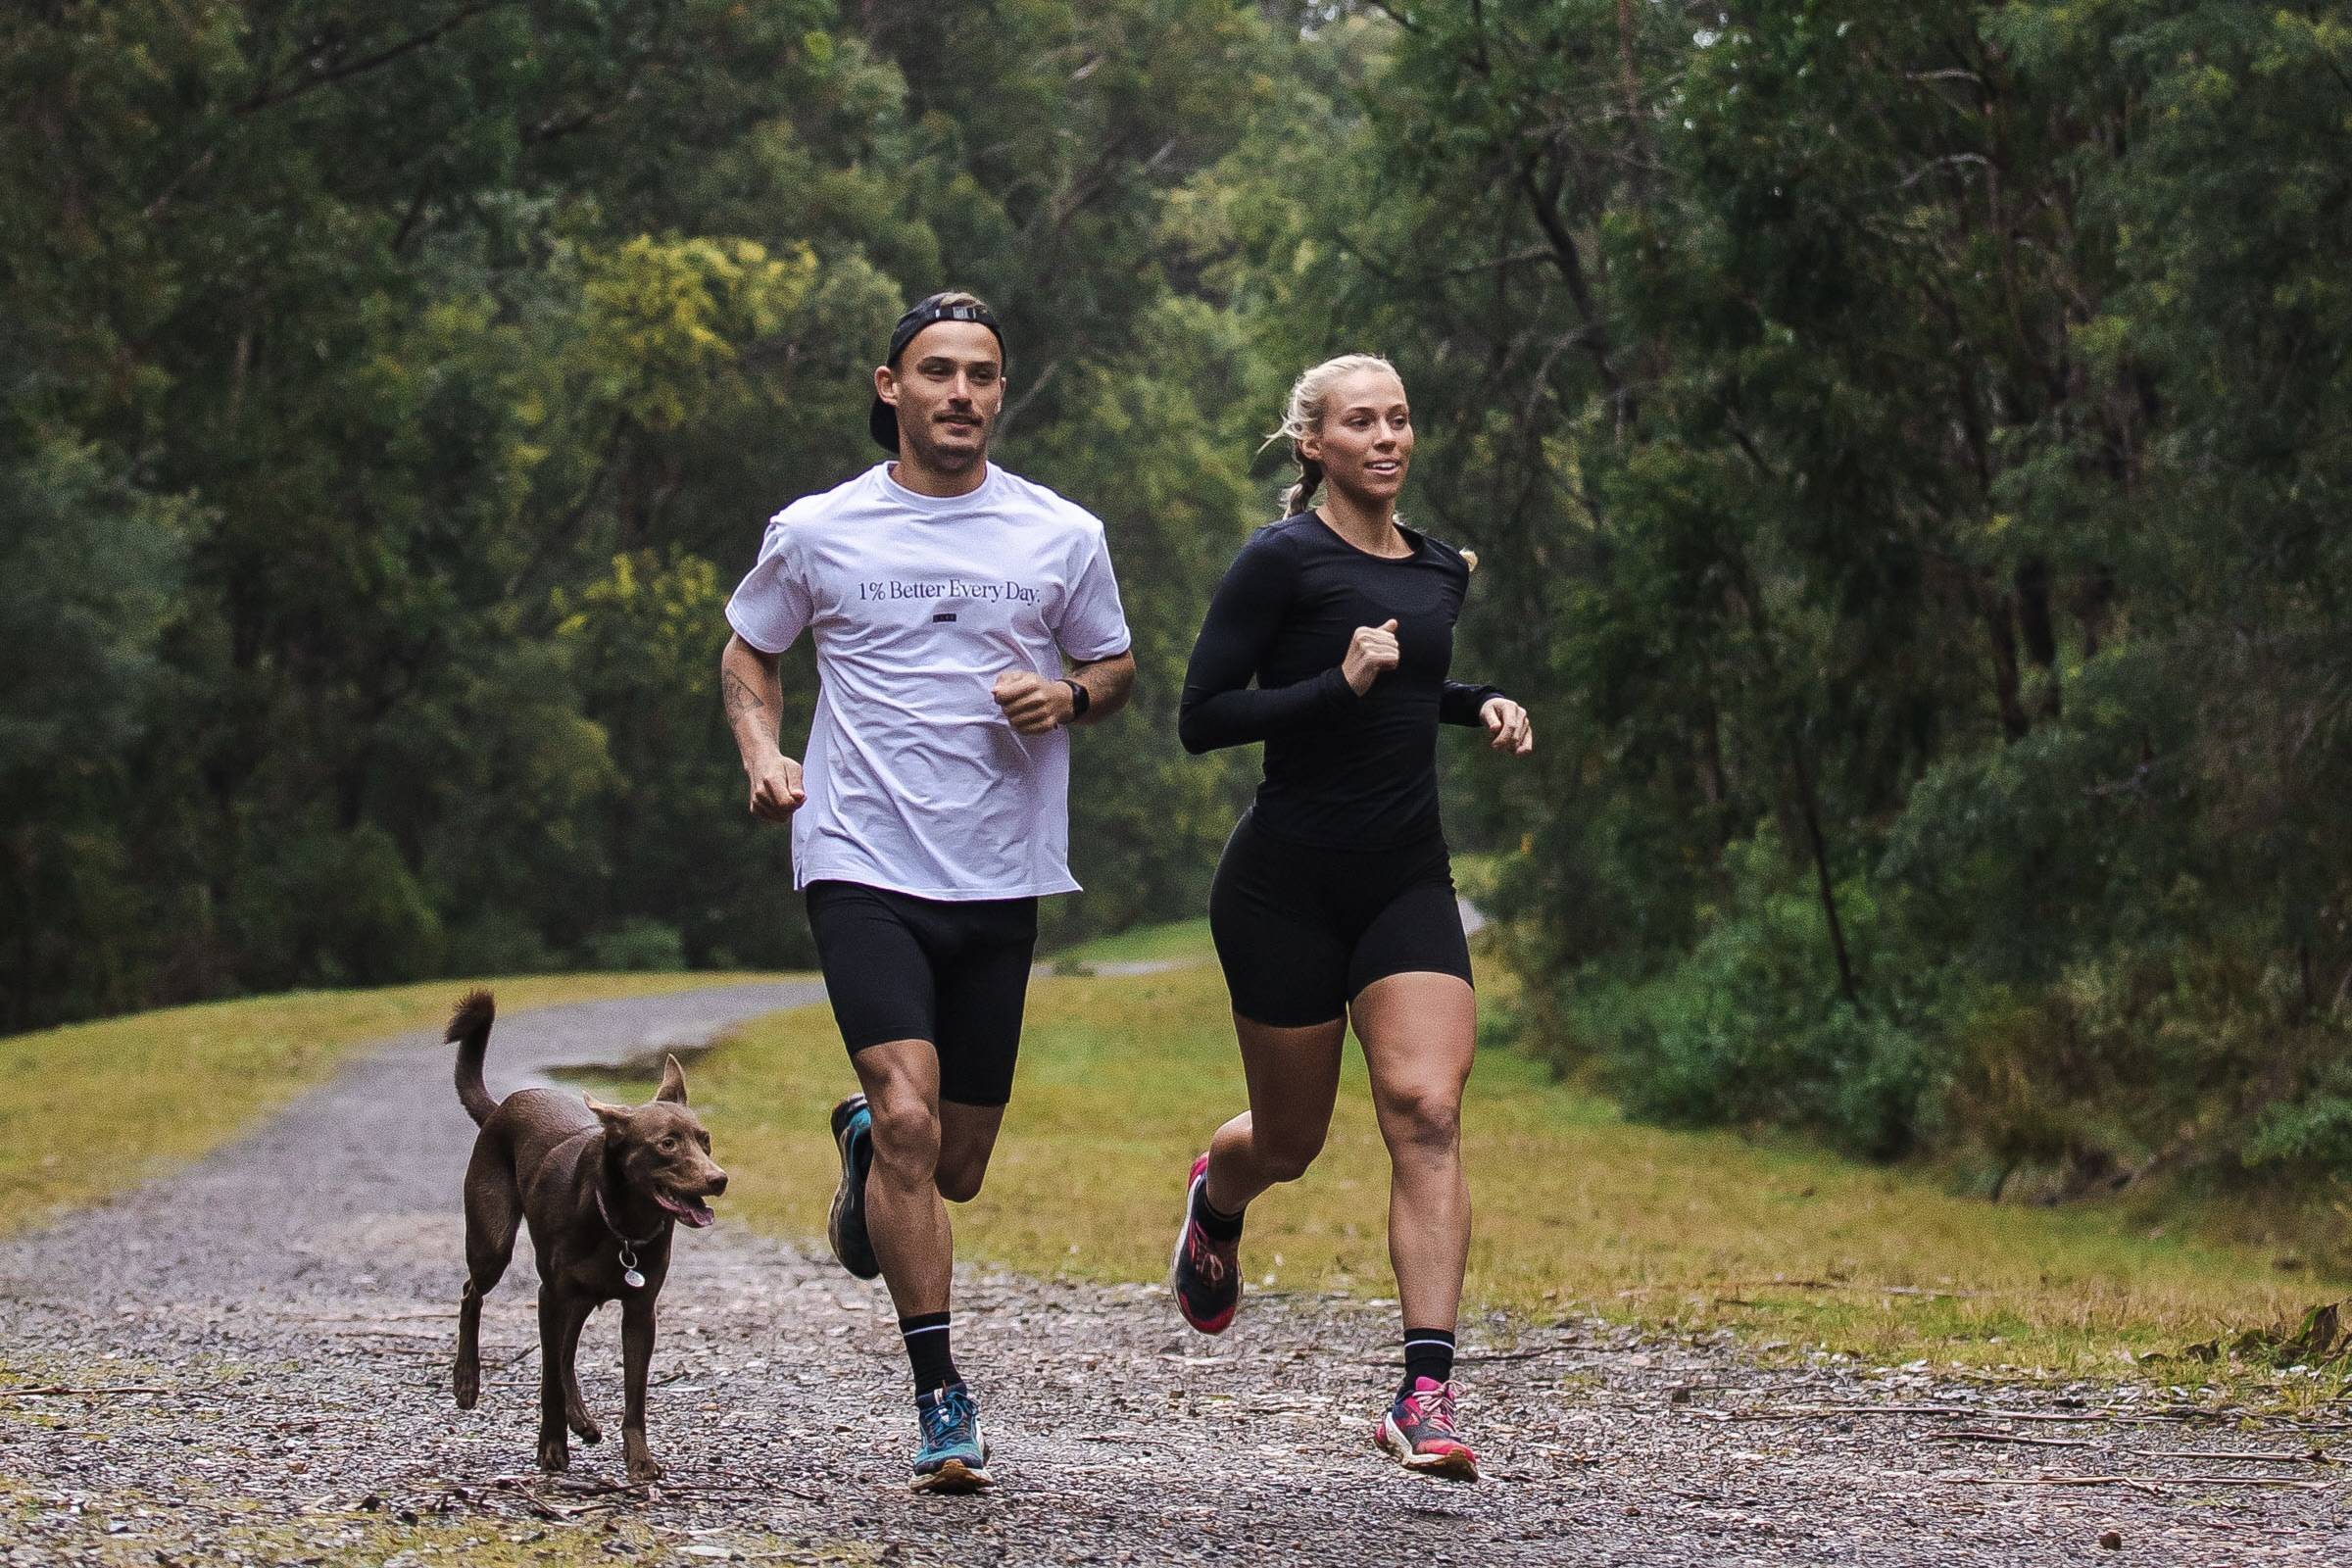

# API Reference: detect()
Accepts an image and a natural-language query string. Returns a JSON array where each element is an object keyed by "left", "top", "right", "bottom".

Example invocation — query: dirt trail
[{"left": 1, "top": 986, "right": 2345, "bottom": 1565}]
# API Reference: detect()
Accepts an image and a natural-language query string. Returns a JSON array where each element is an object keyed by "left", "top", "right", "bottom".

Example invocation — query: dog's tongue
[{"left": 659, "top": 1193, "right": 716, "bottom": 1228}]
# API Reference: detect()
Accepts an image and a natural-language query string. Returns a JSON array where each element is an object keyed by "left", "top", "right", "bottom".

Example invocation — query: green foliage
[
  {"left": 229, "top": 826, "right": 446, "bottom": 991},
  {"left": 0, "top": 438, "right": 188, "bottom": 773},
  {"left": 1570, "top": 836, "right": 1936, "bottom": 1158},
  {"left": 0, "top": 435, "right": 194, "bottom": 1026},
  {"left": 585, "top": 918, "right": 690, "bottom": 973},
  {"left": 1244, "top": 0, "right": 2352, "bottom": 1198},
  {"left": 2243, "top": 1097, "right": 2352, "bottom": 1178},
  {"left": 1, "top": 0, "right": 1283, "bottom": 1028}
]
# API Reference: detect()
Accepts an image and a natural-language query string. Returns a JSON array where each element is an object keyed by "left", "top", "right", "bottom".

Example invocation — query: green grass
[
  {"left": 0, "top": 972, "right": 797, "bottom": 1238},
  {"left": 1051, "top": 916, "right": 1214, "bottom": 966},
  {"left": 1448, "top": 849, "right": 1504, "bottom": 906},
  {"left": 0, "top": 1477, "right": 872, "bottom": 1567},
  {"left": 607, "top": 925, "right": 2352, "bottom": 1388}
]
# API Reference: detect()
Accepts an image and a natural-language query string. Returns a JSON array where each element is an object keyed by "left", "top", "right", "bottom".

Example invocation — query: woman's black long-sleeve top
[{"left": 1177, "top": 514, "right": 1503, "bottom": 849}]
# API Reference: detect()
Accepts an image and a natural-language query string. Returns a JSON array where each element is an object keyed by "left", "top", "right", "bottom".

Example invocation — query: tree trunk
[
  {"left": 1983, "top": 583, "right": 2031, "bottom": 740},
  {"left": 1788, "top": 723, "right": 1861, "bottom": 1008},
  {"left": 1616, "top": 0, "right": 1651, "bottom": 208},
  {"left": 1698, "top": 702, "right": 1730, "bottom": 855},
  {"left": 2017, "top": 558, "right": 2061, "bottom": 718}
]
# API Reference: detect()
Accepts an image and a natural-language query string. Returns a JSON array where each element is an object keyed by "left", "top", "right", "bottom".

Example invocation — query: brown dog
[{"left": 446, "top": 990, "right": 728, "bottom": 1482}]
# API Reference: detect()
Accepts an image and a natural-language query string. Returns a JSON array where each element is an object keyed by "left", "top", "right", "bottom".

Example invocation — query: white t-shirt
[{"left": 725, "top": 462, "right": 1132, "bottom": 901}]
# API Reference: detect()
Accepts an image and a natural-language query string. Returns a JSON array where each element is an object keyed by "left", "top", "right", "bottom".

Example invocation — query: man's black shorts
[{"left": 804, "top": 880, "right": 1039, "bottom": 1108}]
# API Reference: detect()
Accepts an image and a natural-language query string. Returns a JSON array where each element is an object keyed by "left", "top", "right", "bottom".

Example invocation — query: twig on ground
[
  {"left": 1362, "top": 1347, "right": 1597, "bottom": 1367},
  {"left": 1930, "top": 1430, "right": 2095, "bottom": 1449},
  {"left": 1617, "top": 1279, "right": 1988, "bottom": 1299},
  {"left": 490, "top": 1475, "right": 822, "bottom": 1504},
  {"left": 2145, "top": 1475, "right": 2337, "bottom": 1491},
  {"left": 1946, "top": 1473, "right": 2168, "bottom": 1495},
  {"left": 1948, "top": 1472, "right": 2335, "bottom": 1494},
  {"left": 1734, "top": 1402, "right": 1977, "bottom": 1420},
  {"left": 0, "top": 1385, "right": 186, "bottom": 1397},
  {"left": 1740, "top": 1403, "right": 2268, "bottom": 1426}
]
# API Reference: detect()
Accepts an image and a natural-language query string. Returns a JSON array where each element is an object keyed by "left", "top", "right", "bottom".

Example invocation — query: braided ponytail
[
  {"left": 1282, "top": 457, "right": 1325, "bottom": 518},
  {"left": 1262, "top": 353, "right": 1399, "bottom": 520}
]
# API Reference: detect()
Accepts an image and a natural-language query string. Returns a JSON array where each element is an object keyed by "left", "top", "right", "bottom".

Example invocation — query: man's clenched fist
[
  {"left": 993, "top": 669, "right": 1074, "bottom": 735},
  {"left": 746, "top": 754, "right": 806, "bottom": 821}
]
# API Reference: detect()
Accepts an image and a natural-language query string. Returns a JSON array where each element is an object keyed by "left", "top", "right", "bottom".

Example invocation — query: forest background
[{"left": 8, "top": 0, "right": 2351, "bottom": 1220}]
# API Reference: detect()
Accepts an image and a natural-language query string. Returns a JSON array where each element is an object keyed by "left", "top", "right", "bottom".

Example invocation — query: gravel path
[{"left": 2, "top": 985, "right": 2347, "bottom": 1566}]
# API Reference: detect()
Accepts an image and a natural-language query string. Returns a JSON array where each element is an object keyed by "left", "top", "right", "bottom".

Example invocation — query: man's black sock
[
  {"left": 900, "top": 1311, "right": 958, "bottom": 1394},
  {"left": 1190, "top": 1176, "right": 1245, "bottom": 1243},
  {"left": 1401, "top": 1327, "right": 1456, "bottom": 1395}
]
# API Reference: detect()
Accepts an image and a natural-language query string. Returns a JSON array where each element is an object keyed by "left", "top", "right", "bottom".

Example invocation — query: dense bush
[
  {"left": 586, "top": 919, "right": 689, "bottom": 974},
  {"left": 1560, "top": 839, "right": 1934, "bottom": 1158}
]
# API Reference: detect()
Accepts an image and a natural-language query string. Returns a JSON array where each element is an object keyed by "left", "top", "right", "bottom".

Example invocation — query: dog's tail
[{"left": 448, "top": 989, "right": 499, "bottom": 1127}]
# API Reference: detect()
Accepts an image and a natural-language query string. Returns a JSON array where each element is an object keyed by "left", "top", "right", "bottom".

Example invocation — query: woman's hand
[
  {"left": 1481, "top": 697, "right": 1533, "bottom": 757},
  {"left": 1342, "top": 618, "right": 1400, "bottom": 695}
]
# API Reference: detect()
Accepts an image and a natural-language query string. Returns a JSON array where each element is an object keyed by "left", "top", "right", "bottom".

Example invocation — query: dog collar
[{"left": 595, "top": 1187, "right": 669, "bottom": 1290}]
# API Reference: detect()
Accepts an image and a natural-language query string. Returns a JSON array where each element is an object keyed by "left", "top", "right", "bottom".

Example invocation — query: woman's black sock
[
  {"left": 1190, "top": 1177, "right": 1245, "bottom": 1243},
  {"left": 1401, "top": 1327, "right": 1456, "bottom": 1396}
]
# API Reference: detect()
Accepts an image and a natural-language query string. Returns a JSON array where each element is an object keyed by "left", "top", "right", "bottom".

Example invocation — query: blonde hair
[{"left": 1263, "top": 353, "right": 1402, "bottom": 518}]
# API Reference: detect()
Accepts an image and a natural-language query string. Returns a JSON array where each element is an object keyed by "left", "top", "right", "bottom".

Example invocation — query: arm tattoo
[{"left": 721, "top": 668, "right": 766, "bottom": 718}]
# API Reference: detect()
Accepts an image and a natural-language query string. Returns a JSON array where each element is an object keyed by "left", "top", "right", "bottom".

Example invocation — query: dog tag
[{"left": 622, "top": 1266, "right": 647, "bottom": 1291}]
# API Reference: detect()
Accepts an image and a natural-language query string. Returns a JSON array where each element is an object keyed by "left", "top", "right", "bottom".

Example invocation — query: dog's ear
[
  {"left": 583, "top": 1093, "right": 630, "bottom": 1129},
  {"left": 656, "top": 1054, "right": 689, "bottom": 1105}
]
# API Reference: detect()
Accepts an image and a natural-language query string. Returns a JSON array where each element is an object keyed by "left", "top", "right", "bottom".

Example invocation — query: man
[{"left": 718, "top": 292, "right": 1135, "bottom": 1492}]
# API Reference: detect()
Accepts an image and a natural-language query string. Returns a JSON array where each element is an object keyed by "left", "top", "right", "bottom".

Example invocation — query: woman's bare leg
[
  {"left": 1200, "top": 1013, "right": 1346, "bottom": 1213},
  {"left": 1351, "top": 972, "right": 1476, "bottom": 1331}
]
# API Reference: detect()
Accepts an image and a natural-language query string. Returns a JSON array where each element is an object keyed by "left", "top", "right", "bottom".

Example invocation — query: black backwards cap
[{"left": 869, "top": 293, "right": 1008, "bottom": 453}]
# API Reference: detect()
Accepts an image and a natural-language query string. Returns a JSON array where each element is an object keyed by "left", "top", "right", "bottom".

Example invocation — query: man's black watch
[{"left": 1061, "top": 678, "right": 1091, "bottom": 721}]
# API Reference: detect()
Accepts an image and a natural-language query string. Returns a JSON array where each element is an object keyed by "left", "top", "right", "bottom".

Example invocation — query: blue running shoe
[
  {"left": 910, "top": 1381, "right": 992, "bottom": 1493},
  {"left": 827, "top": 1093, "right": 880, "bottom": 1280}
]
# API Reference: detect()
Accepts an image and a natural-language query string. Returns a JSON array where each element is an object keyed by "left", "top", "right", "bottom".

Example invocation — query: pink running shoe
[
  {"left": 1169, "top": 1153, "right": 1241, "bottom": 1334},
  {"left": 1375, "top": 1377, "right": 1480, "bottom": 1481}
]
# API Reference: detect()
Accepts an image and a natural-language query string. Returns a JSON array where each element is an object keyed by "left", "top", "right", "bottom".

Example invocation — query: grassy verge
[
  {"left": 0, "top": 1478, "right": 870, "bottom": 1567},
  {"left": 602, "top": 927, "right": 2352, "bottom": 1388},
  {"left": 0, "top": 972, "right": 795, "bottom": 1238},
  {"left": 1049, "top": 917, "right": 1214, "bottom": 967}
]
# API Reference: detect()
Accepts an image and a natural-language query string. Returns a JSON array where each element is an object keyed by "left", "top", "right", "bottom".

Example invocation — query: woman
[{"left": 1170, "top": 353, "right": 1532, "bottom": 1479}]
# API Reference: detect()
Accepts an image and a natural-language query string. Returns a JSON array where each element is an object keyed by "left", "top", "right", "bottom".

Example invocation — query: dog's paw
[{"left": 536, "top": 1438, "right": 570, "bottom": 1474}]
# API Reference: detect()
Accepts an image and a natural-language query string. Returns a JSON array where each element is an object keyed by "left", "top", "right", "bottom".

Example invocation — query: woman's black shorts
[
  {"left": 1207, "top": 811, "right": 1472, "bottom": 1028},
  {"left": 804, "top": 880, "right": 1038, "bottom": 1108}
]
